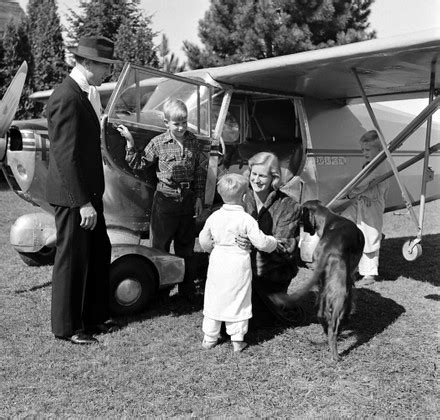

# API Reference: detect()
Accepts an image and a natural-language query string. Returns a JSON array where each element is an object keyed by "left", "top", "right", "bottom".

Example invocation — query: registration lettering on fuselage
[{"left": 314, "top": 156, "right": 347, "bottom": 165}]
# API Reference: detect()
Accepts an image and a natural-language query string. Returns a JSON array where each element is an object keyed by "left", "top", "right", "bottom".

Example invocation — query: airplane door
[
  {"left": 221, "top": 94, "right": 318, "bottom": 204},
  {"left": 101, "top": 64, "right": 215, "bottom": 236}
]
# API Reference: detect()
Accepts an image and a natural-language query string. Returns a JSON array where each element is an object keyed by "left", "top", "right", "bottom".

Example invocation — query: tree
[
  {"left": 26, "top": 0, "right": 67, "bottom": 92},
  {"left": 114, "top": 12, "right": 158, "bottom": 72},
  {"left": 184, "top": 0, "right": 376, "bottom": 69},
  {"left": 158, "top": 34, "right": 186, "bottom": 73},
  {"left": 1, "top": 17, "right": 36, "bottom": 119},
  {"left": 67, "top": 0, "right": 158, "bottom": 75},
  {"left": 67, "top": 0, "right": 137, "bottom": 41}
]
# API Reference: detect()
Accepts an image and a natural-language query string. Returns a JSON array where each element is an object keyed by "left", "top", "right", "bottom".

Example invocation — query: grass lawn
[{"left": 1, "top": 182, "right": 439, "bottom": 417}]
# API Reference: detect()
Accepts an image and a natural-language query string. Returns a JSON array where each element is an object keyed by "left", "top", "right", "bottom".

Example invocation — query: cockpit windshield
[
  {"left": 142, "top": 78, "right": 212, "bottom": 136},
  {"left": 107, "top": 65, "right": 212, "bottom": 137}
]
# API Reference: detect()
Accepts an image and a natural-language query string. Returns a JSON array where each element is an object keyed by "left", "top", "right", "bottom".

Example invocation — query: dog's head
[{"left": 300, "top": 200, "right": 322, "bottom": 236}]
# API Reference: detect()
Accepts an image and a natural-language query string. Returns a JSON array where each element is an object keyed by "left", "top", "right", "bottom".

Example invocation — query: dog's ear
[
  {"left": 301, "top": 205, "right": 316, "bottom": 235},
  {"left": 309, "top": 207, "right": 317, "bottom": 232},
  {"left": 300, "top": 206, "right": 305, "bottom": 222}
]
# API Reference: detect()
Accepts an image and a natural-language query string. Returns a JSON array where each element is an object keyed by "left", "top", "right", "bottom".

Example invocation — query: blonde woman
[{"left": 237, "top": 152, "right": 302, "bottom": 327}]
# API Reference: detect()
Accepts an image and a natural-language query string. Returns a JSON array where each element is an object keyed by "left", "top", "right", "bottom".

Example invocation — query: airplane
[{"left": 1, "top": 29, "right": 439, "bottom": 316}]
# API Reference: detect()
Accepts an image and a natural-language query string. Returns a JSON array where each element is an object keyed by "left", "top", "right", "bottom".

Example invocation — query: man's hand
[
  {"left": 116, "top": 124, "right": 135, "bottom": 148},
  {"left": 80, "top": 202, "right": 97, "bottom": 230},
  {"left": 194, "top": 197, "right": 203, "bottom": 217},
  {"left": 235, "top": 233, "right": 251, "bottom": 250}
]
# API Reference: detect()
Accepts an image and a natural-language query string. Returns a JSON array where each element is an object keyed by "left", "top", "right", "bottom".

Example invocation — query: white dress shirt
[{"left": 70, "top": 67, "right": 102, "bottom": 118}]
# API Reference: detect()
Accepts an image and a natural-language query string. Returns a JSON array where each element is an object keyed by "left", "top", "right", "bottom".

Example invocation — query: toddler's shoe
[
  {"left": 202, "top": 339, "right": 218, "bottom": 350},
  {"left": 358, "top": 275, "right": 376, "bottom": 286},
  {"left": 232, "top": 341, "right": 248, "bottom": 353}
]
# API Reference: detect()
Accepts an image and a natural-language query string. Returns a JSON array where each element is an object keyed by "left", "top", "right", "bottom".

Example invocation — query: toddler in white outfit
[
  {"left": 341, "top": 130, "right": 389, "bottom": 285},
  {"left": 199, "top": 173, "right": 280, "bottom": 352}
]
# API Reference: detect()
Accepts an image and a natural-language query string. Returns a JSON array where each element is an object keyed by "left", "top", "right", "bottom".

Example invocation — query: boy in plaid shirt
[{"left": 118, "top": 98, "right": 205, "bottom": 297}]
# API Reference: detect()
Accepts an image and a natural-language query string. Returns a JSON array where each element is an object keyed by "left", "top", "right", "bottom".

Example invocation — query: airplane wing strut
[
  {"left": 327, "top": 62, "right": 439, "bottom": 261},
  {"left": 352, "top": 67, "right": 420, "bottom": 227}
]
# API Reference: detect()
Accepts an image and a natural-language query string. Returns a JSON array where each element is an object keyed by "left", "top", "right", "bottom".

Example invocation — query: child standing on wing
[
  {"left": 118, "top": 98, "right": 204, "bottom": 298},
  {"left": 199, "top": 173, "right": 281, "bottom": 352},
  {"left": 341, "top": 130, "right": 390, "bottom": 286}
]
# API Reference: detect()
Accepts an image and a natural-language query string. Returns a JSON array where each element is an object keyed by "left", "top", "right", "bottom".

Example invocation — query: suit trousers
[{"left": 51, "top": 202, "right": 111, "bottom": 337}]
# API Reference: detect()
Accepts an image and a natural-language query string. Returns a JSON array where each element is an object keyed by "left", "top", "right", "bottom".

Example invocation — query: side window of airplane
[
  {"left": 103, "top": 65, "right": 213, "bottom": 179},
  {"left": 223, "top": 96, "right": 304, "bottom": 183}
]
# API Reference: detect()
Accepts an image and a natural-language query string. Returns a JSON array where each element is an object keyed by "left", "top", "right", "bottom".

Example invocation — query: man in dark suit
[{"left": 47, "top": 37, "right": 119, "bottom": 344}]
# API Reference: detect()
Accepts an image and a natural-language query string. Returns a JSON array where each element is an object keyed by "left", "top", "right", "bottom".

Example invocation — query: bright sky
[
  {"left": 17, "top": 0, "right": 440, "bottom": 60},
  {"left": 16, "top": 0, "right": 440, "bottom": 117}
]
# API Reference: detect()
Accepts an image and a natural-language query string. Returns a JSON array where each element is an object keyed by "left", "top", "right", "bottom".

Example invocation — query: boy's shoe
[
  {"left": 357, "top": 275, "right": 376, "bottom": 286},
  {"left": 232, "top": 341, "right": 248, "bottom": 353},
  {"left": 202, "top": 339, "right": 218, "bottom": 350}
]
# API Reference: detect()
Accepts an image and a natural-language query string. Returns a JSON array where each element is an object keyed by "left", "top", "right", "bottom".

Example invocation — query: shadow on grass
[
  {"left": 340, "top": 287, "right": 405, "bottom": 357},
  {"left": 117, "top": 252, "right": 209, "bottom": 325},
  {"left": 110, "top": 294, "right": 203, "bottom": 329},
  {"left": 0, "top": 175, "right": 11, "bottom": 191},
  {"left": 425, "top": 294, "right": 440, "bottom": 301},
  {"left": 247, "top": 291, "right": 319, "bottom": 345},
  {"left": 380, "top": 234, "right": 440, "bottom": 286},
  {"left": 15, "top": 281, "right": 52, "bottom": 294}
]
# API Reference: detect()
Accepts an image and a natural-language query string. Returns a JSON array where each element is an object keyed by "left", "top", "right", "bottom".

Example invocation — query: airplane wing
[
  {"left": 185, "top": 29, "right": 440, "bottom": 102},
  {"left": 0, "top": 61, "right": 28, "bottom": 137},
  {"left": 29, "top": 81, "right": 118, "bottom": 106}
]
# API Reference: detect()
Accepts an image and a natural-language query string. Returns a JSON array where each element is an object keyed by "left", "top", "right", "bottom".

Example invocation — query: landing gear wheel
[
  {"left": 109, "top": 255, "right": 158, "bottom": 316},
  {"left": 18, "top": 246, "right": 56, "bottom": 266},
  {"left": 402, "top": 239, "right": 422, "bottom": 261}
]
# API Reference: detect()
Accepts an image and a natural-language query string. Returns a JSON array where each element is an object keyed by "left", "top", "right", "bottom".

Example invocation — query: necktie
[{"left": 88, "top": 86, "right": 102, "bottom": 119}]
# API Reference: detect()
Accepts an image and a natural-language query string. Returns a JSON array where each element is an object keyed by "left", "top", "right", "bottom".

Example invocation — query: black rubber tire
[
  {"left": 109, "top": 254, "right": 158, "bottom": 316},
  {"left": 18, "top": 246, "right": 56, "bottom": 266}
]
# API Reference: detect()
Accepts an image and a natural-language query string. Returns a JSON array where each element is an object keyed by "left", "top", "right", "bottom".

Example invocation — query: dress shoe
[
  {"left": 87, "top": 320, "right": 120, "bottom": 335},
  {"left": 178, "top": 282, "right": 197, "bottom": 296},
  {"left": 178, "top": 286, "right": 202, "bottom": 304},
  {"left": 69, "top": 333, "right": 98, "bottom": 345}
]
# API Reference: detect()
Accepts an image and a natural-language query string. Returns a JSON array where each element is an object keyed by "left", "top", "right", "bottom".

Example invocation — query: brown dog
[{"left": 273, "top": 200, "right": 364, "bottom": 361}]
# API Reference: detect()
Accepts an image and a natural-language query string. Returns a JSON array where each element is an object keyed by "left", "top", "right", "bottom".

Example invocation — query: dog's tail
[
  {"left": 269, "top": 251, "right": 349, "bottom": 311},
  {"left": 268, "top": 254, "right": 330, "bottom": 310}
]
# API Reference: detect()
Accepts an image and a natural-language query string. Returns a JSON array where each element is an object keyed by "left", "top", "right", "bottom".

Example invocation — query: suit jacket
[
  {"left": 244, "top": 189, "right": 301, "bottom": 292},
  {"left": 46, "top": 76, "right": 105, "bottom": 208}
]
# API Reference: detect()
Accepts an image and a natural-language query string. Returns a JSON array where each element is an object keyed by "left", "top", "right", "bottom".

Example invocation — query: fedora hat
[{"left": 69, "top": 36, "right": 120, "bottom": 64}]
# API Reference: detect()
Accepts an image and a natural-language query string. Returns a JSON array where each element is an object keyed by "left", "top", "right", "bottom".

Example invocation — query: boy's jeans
[{"left": 150, "top": 189, "right": 197, "bottom": 293}]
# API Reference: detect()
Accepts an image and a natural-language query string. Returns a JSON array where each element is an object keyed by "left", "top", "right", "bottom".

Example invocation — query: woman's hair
[
  {"left": 244, "top": 151, "right": 282, "bottom": 190},
  {"left": 163, "top": 98, "right": 188, "bottom": 121},
  {"left": 217, "top": 173, "right": 248, "bottom": 203},
  {"left": 359, "top": 130, "right": 382, "bottom": 149}
]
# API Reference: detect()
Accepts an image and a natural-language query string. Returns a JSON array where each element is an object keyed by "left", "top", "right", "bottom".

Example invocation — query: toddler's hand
[{"left": 276, "top": 240, "right": 287, "bottom": 253}]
